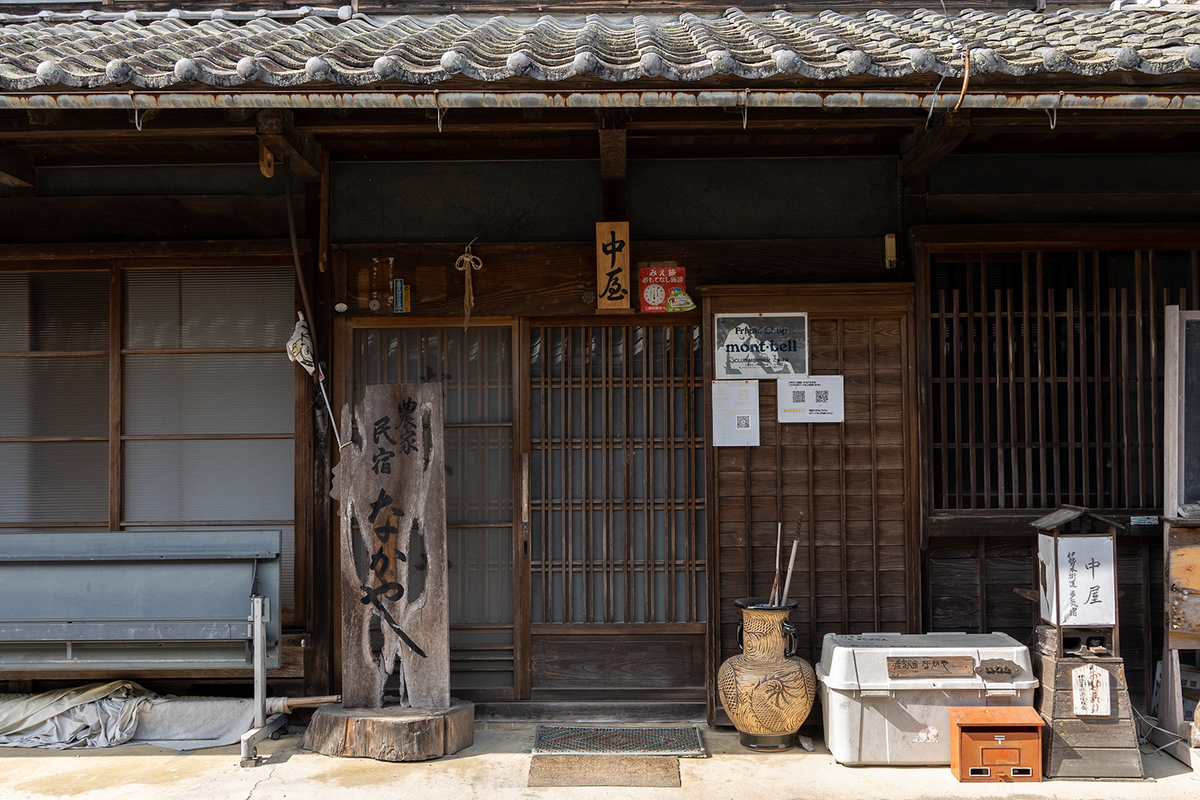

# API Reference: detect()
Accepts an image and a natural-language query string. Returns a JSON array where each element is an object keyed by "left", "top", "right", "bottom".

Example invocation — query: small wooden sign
[
  {"left": 1072, "top": 663, "right": 1111, "bottom": 716},
  {"left": 887, "top": 655, "right": 976, "bottom": 678},
  {"left": 974, "top": 658, "right": 1023, "bottom": 682},
  {"left": 596, "top": 221, "right": 630, "bottom": 310}
]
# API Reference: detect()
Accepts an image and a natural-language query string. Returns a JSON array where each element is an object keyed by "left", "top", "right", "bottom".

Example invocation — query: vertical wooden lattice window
[
  {"left": 529, "top": 324, "right": 706, "bottom": 625},
  {"left": 924, "top": 246, "right": 1198, "bottom": 708},
  {"left": 929, "top": 249, "right": 1199, "bottom": 513}
]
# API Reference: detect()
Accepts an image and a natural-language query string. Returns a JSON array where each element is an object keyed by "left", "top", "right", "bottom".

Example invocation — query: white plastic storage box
[{"left": 817, "top": 632, "right": 1037, "bottom": 766}]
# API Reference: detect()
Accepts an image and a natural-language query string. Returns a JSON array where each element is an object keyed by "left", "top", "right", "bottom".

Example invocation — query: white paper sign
[
  {"left": 713, "top": 380, "right": 759, "bottom": 447},
  {"left": 1072, "top": 663, "right": 1111, "bottom": 716},
  {"left": 1057, "top": 535, "right": 1117, "bottom": 626},
  {"left": 778, "top": 376, "right": 844, "bottom": 423}
]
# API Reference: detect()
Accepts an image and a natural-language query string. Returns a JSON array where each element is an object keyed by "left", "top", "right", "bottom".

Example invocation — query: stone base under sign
[{"left": 302, "top": 699, "right": 474, "bottom": 762}]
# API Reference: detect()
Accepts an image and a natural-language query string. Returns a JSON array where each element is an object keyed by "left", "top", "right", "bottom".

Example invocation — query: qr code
[
  {"left": 792, "top": 390, "right": 805, "bottom": 404},
  {"left": 816, "top": 390, "right": 829, "bottom": 404},
  {"left": 736, "top": 415, "right": 750, "bottom": 429}
]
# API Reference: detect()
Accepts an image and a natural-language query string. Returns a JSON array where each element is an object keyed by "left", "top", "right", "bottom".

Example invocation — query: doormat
[
  {"left": 532, "top": 725, "right": 706, "bottom": 756},
  {"left": 528, "top": 755, "right": 680, "bottom": 788}
]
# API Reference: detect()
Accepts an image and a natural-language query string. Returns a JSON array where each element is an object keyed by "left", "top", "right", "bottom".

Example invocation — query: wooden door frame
[
  {"left": 700, "top": 283, "right": 921, "bottom": 724},
  {"left": 331, "top": 316, "right": 527, "bottom": 699}
]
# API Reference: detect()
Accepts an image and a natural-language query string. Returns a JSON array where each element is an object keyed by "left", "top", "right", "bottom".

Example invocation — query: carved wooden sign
[
  {"left": 886, "top": 656, "right": 975, "bottom": 679},
  {"left": 974, "top": 658, "right": 1023, "bottom": 683},
  {"left": 333, "top": 383, "right": 448, "bottom": 709},
  {"left": 596, "top": 221, "right": 630, "bottom": 310}
]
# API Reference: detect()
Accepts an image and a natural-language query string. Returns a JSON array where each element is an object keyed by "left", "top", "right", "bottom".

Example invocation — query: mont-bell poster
[{"left": 714, "top": 313, "right": 808, "bottom": 380}]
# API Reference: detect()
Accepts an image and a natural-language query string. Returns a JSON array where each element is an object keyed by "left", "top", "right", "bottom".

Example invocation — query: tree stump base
[{"left": 302, "top": 698, "right": 474, "bottom": 762}]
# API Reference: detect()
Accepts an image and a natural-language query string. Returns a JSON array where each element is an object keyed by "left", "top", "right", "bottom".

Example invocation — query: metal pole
[{"left": 252, "top": 595, "right": 266, "bottom": 729}]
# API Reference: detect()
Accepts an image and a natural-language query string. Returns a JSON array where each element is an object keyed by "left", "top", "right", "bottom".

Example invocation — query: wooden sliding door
[
  {"left": 351, "top": 321, "right": 522, "bottom": 701},
  {"left": 525, "top": 321, "right": 707, "bottom": 703},
  {"left": 703, "top": 285, "right": 920, "bottom": 723}
]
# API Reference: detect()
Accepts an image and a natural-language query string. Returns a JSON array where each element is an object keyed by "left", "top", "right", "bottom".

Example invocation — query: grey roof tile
[{"left": 3, "top": 6, "right": 1200, "bottom": 91}]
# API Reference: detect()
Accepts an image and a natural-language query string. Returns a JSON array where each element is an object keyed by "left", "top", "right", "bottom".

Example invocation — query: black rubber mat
[{"left": 531, "top": 725, "right": 705, "bottom": 756}]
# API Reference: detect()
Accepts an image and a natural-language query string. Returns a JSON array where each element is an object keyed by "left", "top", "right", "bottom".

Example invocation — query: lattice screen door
[
  {"left": 525, "top": 322, "right": 707, "bottom": 701},
  {"left": 350, "top": 319, "right": 707, "bottom": 702}
]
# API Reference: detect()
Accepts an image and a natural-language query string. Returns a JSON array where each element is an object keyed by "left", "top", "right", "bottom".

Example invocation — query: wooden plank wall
[{"left": 704, "top": 285, "right": 919, "bottom": 722}]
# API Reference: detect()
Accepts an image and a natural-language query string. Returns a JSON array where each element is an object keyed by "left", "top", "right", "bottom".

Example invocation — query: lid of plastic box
[{"left": 815, "top": 632, "right": 1038, "bottom": 691}]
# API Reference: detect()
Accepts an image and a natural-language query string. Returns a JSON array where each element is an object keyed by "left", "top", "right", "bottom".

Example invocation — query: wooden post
[{"left": 331, "top": 383, "right": 449, "bottom": 709}]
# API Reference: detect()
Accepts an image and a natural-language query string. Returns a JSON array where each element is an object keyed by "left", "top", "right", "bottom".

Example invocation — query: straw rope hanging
[{"left": 455, "top": 238, "right": 482, "bottom": 328}]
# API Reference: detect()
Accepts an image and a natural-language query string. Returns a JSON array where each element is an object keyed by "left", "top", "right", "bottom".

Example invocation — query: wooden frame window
[{"left": 0, "top": 259, "right": 303, "bottom": 627}]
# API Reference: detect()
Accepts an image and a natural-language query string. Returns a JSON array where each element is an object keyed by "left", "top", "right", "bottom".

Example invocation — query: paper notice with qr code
[
  {"left": 713, "top": 380, "right": 759, "bottom": 447},
  {"left": 777, "top": 376, "right": 844, "bottom": 423}
]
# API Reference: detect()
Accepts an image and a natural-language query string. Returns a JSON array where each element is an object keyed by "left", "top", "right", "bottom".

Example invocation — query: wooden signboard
[
  {"left": 886, "top": 656, "right": 975, "bottom": 679},
  {"left": 595, "top": 221, "right": 630, "bottom": 310},
  {"left": 332, "top": 383, "right": 448, "bottom": 709}
]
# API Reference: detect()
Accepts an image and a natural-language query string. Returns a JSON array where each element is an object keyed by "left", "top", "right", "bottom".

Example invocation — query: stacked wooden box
[{"left": 1033, "top": 627, "right": 1143, "bottom": 779}]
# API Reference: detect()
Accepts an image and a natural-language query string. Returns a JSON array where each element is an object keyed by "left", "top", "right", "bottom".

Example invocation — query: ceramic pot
[{"left": 717, "top": 597, "right": 817, "bottom": 752}]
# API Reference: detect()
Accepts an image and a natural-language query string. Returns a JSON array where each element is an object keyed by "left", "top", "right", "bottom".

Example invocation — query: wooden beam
[
  {"left": 899, "top": 111, "right": 971, "bottom": 181},
  {"left": 598, "top": 119, "right": 626, "bottom": 220},
  {"left": 257, "top": 109, "right": 322, "bottom": 181},
  {"left": 0, "top": 147, "right": 35, "bottom": 188}
]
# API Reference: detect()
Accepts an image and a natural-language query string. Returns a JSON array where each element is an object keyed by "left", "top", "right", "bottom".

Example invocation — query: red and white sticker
[{"left": 639, "top": 267, "right": 695, "bottom": 313}]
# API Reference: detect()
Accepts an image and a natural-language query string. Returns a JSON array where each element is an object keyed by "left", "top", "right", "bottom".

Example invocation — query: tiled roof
[{"left": 2, "top": 6, "right": 1200, "bottom": 91}]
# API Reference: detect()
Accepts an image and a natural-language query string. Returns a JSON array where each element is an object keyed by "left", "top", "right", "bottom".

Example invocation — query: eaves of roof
[{"left": 1, "top": 6, "right": 1199, "bottom": 94}]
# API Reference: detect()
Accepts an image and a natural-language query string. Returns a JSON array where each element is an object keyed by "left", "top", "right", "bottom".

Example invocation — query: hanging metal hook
[
  {"left": 1045, "top": 92, "right": 1064, "bottom": 131},
  {"left": 129, "top": 91, "right": 143, "bottom": 131},
  {"left": 739, "top": 90, "right": 748, "bottom": 130},
  {"left": 434, "top": 89, "right": 444, "bottom": 133}
]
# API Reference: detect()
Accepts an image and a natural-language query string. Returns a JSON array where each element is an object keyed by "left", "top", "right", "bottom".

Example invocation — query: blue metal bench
[{"left": 0, "top": 530, "right": 285, "bottom": 765}]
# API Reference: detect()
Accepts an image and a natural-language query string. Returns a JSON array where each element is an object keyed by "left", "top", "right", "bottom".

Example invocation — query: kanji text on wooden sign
[
  {"left": 886, "top": 656, "right": 976, "bottom": 678},
  {"left": 596, "top": 221, "right": 630, "bottom": 310},
  {"left": 332, "top": 383, "right": 448, "bottom": 710}
]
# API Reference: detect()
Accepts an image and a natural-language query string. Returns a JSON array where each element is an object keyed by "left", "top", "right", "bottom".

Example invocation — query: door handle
[{"left": 521, "top": 452, "right": 531, "bottom": 558}]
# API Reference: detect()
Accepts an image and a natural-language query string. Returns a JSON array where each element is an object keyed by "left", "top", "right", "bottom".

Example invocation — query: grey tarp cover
[{"left": 0, "top": 681, "right": 279, "bottom": 750}]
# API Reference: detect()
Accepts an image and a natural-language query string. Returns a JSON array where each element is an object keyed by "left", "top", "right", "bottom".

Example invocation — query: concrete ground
[{"left": 0, "top": 722, "right": 1197, "bottom": 800}]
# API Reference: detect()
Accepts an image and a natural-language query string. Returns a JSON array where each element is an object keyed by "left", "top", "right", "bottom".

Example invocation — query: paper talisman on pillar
[
  {"left": 1071, "top": 663, "right": 1111, "bottom": 716},
  {"left": 596, "top": 221, "right": 631, "bottom": 310},
  {"left": 332, "top": 383, "right": 448, "bottom": 709}
]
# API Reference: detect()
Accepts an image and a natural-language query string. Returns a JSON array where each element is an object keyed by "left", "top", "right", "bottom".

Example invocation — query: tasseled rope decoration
[{"left": 455, "top": 238, "right": 482, "bottom": 329}]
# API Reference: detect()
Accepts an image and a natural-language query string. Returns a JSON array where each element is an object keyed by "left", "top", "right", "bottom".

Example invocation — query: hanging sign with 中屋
[
  {"left": 596, "top": 221, "right": 630, "bottom": 310},
  {"left": 332, "top": 383, "right": 448, "bottom": 709}
]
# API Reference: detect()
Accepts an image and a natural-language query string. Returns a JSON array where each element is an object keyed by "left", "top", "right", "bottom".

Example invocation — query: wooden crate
[
  {"left": 1033, "top": 652, "right": 1144, "bottom": 779},
  {"left": 949, "top": 706, "right": 1044, "bottom": 782}
]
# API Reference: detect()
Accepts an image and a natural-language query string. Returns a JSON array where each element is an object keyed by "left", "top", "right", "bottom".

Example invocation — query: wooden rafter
[
  {"left": 256, "top": 109, "right": 322, "bottom": 181},
  {"left": 899, "top": 111, "right": 971, "bottom": 181},
  {"left": 0, "top": 146, "right": 35, "bottom": 188}
]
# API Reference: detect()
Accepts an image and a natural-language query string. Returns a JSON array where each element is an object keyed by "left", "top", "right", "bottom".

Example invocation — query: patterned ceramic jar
[{"left": 717, "top": 597, "right": 817, "bottom": 751}]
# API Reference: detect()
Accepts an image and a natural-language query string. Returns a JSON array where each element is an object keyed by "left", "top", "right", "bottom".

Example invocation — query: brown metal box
[{"left": 948, "top": 706, "right": 1044, "bottom": 783}]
